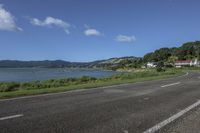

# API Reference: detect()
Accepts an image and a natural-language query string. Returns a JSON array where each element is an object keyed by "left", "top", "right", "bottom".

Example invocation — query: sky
[{"left": 0, "top": 0, "right": 200, "bottom": 62}]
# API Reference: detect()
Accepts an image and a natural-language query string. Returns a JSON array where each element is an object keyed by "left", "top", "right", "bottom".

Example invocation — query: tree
[
  {"left": 156, "top": 61, "right": 165, "bottom": 72},
  {"left": 167, "top": 56, "right": 178, "bottom": 64},
  {"left": 143, "top": 48, "right": 173, "bottom": 62},
  {"left": 153, "top": 48, "right": 172, "bottom": 62},
  {"left": 143, "top": 52, "right": 155, "bottom": 62},
  {"left": 176, "top": 41, "right": 200, "bottom": 59},
  {"left": 143, "top": 41, "right": 200, "bottom": 64}
]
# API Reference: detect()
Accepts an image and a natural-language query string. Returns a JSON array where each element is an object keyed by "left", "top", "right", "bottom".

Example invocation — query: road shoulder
[{"left": 159, "top": 105, "right": 200, "bottom": 133}]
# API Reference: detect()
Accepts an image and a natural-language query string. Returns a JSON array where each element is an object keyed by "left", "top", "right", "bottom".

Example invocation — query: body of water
[{"left": 0, "top": 68, "right": 117, "bottom": 82}]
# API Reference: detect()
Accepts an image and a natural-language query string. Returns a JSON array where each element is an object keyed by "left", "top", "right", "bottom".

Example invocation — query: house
[
  {"left": 174, "top": 59, "right": 199, "bottom": 67},
  {"left": 147, "top": 62, "right": 157, "bottom": 68}
]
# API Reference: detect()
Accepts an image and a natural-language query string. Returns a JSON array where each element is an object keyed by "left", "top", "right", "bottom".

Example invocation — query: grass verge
[{"left": 0, "top": 69, "right": 185, "bottom": 99}]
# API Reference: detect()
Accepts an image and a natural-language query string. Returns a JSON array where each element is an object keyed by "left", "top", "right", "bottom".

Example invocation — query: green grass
[{"left": 0, "top": 68, "right": 185, "bottom": 99}]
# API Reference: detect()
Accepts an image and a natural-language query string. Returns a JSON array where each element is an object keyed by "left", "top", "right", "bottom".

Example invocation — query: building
[
  {"left": 174, "top": 59, "right": 199, "bottom": 67},
  {"left": 147, "top": 62, "right": 157, "bottom": 68}
]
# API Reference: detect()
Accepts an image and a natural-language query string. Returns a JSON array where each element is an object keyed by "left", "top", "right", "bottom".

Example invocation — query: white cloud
[
  {"left": 84, "top": 25, "right": 102, "bottom": 36},
  {"left": 115, "top": 35, "right": 136, "bottom": 43},
  {"left": 84, "top": 28, "right": 102, "bottom": 36},
  {"left": 0, "top": 4, "right": 22, "bottom": 31},
  {"left": 30, "top": 16, "right": 71, "bottom": 34}
]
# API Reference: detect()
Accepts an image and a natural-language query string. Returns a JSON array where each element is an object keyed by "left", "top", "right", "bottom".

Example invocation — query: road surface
[{"left": 0, "top": 72, "right": 200, "bottom": 133}]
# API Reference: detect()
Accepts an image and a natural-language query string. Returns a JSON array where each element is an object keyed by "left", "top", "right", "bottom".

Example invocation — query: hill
[
  {"left": 0, "top": 56, "right": 141, "bottom": 69},
  {"left": 143, "top": 41, "right": 200, "bottom": 62}
]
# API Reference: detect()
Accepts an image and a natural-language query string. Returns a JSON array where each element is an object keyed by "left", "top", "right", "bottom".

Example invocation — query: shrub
[
  {"left": 156, "top": 67, "right": 165, "bottom": 72},
  {"left": 0, "top": 82, "right": 20, "bottom": 92},
  {"left": 79, "top": 76, "right": 97, "bottom": 83},
  {"left": 156, "top": 61, "right": 166, "bottom": 72}
]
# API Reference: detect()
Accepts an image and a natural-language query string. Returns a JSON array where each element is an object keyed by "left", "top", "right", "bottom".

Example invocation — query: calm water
[{"left": 0, "top": 68, "right": 117, "bottom": 82}]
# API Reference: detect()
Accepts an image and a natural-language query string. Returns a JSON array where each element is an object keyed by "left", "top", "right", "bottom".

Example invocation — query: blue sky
[{"left": 0, "top": 0, "right": 200, "bottom": 62}]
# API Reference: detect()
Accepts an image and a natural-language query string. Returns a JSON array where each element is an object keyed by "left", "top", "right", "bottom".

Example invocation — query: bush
[
  {"left": 0, "top": 82, "right": 20, "bottom": 92},
  {"left": 79, "top": 76, "right": 97, "bottom": 83},
  {"left": 156, "top": 61, "right": 166, "bottom": 72},
  {"left": 156, "top": 67, "right": 165, "bottom": 72}
]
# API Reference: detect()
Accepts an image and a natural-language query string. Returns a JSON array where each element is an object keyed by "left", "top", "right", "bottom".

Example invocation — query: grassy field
[{"left": 0, "top": 68, "right": 188, "bottom": 99}]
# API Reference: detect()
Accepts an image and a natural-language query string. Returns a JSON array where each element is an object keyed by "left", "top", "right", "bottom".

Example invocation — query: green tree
[
  {"left": 156, "top": 61, "right": 165, "bottom": 72},
  {"left": 167, "top": 56, "right": 178, "bottom": 64},
  {"left": 143, "top": 52, "right": 155, "bottom": 62}
]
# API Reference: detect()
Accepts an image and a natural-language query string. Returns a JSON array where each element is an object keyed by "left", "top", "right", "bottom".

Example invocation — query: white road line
[
  {"left": 161, "top": 82, "right": 181, "bottom": 88},
  {"left": 143, "top": 100, "right": 200, "bottom": 133},
  {"left": 0, "top": 114, "right": 23, "bottom": 121}
]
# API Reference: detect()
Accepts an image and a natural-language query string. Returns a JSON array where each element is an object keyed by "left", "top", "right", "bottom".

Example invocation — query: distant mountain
[
  {"left": 80, "top": 56, "right": 142, "bottom": 70},
  {"left": 0, "top": 56, "right": 141, "bottom": 69},
  {"left": 0, "top": 60, "right": 73, "bottom": 68},
  {"left": 99, "top": 56, "right": 141, "bottom": 64}
]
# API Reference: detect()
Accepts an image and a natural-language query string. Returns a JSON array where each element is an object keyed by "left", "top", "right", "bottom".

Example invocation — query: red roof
[{"left": 175, "top": 60, "right": 192, "bottom": 63}]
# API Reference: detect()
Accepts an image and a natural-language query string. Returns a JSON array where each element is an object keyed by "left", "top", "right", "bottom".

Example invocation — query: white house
[
  {"left": 147, "top": 62, "right": 157, "bottom": 68},
  {"left": 174, "top": 59, "right": 199, "bottom": 67}
]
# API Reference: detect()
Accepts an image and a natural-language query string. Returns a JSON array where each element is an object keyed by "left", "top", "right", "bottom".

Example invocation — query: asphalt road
[
  {"left": 1, "top": 72, "right": 200, "bottom": 133},
  {"left": 159, "top": 106, "right": 200, "bottom": 133}
]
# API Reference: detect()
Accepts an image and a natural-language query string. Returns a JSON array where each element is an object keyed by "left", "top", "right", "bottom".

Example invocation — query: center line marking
[
  {"left": 143, "top": 100, "right": 200, "bottom": 133},
  {"left": 161, "top": 82, "right": 181, "bottom": 88},
  {"left": 0, "top": 114, "right": 23, "bottom": 121}
]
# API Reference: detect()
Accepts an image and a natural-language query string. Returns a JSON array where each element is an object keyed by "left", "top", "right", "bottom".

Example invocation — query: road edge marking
[
  {"left": 0, "top": 114, "right": 23, "bottom": 121},
  {"left": 143, "top": 100, "right": 200, "bottom": 133}
]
